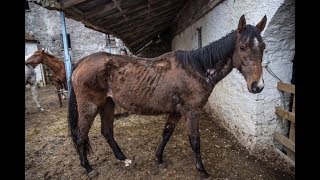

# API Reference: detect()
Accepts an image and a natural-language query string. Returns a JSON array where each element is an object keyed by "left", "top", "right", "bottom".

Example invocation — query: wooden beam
[
  {"left": 64, "top": 6, "right": 85, "bottom": 21},
  {"left": 84, "top": 2, "right": 115, "bottom": 19},
  {"left": 275, "top": 107, "right": 295, "bottom": 123},
  {"left": 277, "top": 82, "right": 295, "bottom": 94},
  {"left": 122, "top": 23, "right": 168, "bottom": 41},
  {"left": 129, "top": 25, "right": 170, "bottom": 47},
  {"left": 96, "top": 4, "right": 148, "bottom": 24},
  {"left": 62, "top": 0, "right": 88, "bottom": 9},
  {"left": 100, "top": 0, "right": 177, "bottom": 26},
  {"left": 174, "top": 0, "right": 222, "bottom": 35},
  {"left": 107, "top": 6, "right": 179, "bottom": 32},
  {"left": 274, "top": 132, "right": 295, "bottom": 153},
  {"left": 147, "top": 0, "right": 151, "bottom": 14},
  {"left": 116, "top": 12, "right": 176, "bottom": 35},
  {"left": 112, "top": 0, "right": 128, "bottom": 20},
  {"left": 65, "top": 8, "right": 118, "bottom": 38},
  {"left": 120, "top": 15, "right": 175, "bottom": 39}
]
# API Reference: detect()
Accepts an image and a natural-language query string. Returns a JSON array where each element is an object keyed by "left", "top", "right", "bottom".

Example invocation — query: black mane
[{"left": 175, "top": 31, "right": 237, "bottom": 76}]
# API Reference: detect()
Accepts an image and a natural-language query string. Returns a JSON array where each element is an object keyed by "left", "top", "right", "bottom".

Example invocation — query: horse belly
[{"left": 110, "top": 70, "right": 174, "bottom": 114}]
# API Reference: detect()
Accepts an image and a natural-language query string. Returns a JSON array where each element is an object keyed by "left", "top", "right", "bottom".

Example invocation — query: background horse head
[{"left": 26, "top": 49, "right": 67, "bottom": 107}]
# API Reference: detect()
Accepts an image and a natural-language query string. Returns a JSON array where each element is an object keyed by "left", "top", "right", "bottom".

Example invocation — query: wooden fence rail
[{"left": 274, "top": 82, "right": 295, "bottom": 162}]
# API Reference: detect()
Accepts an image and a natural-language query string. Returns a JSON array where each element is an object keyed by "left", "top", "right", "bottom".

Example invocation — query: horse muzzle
[{"left": 249, "top": 79, "right": 264, "bottom": 94}]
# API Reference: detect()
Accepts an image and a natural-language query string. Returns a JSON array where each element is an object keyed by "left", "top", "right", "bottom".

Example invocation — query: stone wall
[{"left": 25, "top": 2, "right": 128, "bottom": 63}]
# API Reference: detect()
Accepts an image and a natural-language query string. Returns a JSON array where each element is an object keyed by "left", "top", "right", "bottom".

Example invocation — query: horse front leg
[
  {"left": 53, "top": 81, "right": 62, "bottom": 107},
  {"left": 31, "top": 85, "right": 44, "bottom": 112},
  {"left": 186, "top": 110, "right": 210, "bottom": 178}
]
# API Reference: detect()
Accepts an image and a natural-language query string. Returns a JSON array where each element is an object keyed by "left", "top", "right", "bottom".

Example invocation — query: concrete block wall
[{"left": 171, "top": 0, "right": 295, "bottom": 157}]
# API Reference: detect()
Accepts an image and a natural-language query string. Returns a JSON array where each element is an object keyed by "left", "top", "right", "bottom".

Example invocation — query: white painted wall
[
  {"left": 172, "top": 0, "right": 295, "bottom": 154},
  {"left": 25, "top": 42, "right": 45, "bottom": 86}
]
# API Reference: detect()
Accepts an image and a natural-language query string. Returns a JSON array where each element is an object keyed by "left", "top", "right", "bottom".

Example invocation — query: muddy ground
[{"left": 25, "top": 85, "right": 295, "bottom": 180}]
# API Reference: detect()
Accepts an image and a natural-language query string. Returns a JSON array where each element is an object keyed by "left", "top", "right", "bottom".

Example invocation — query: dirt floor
[{"left": 25, "top": 85, "right": 295, "bottom": 180}]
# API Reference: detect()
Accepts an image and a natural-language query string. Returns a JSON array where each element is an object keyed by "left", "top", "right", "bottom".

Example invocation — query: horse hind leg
[
  {"left": 156, "top": 112, "right": 181, "bottom": 164},
  {"left": 60, "top": 83, "right": 67, "bottom": 100},
  {"left": 74, "top": 102, "right": 98, "bottom": 177},
  {"left": 99, "top": 98, "right": 130, "bottom": 166},
  {"left": 30, "top": 85, "right": 44, "bottom": 112}
]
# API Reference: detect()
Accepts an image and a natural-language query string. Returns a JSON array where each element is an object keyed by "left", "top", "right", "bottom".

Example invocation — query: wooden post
[{"left": 287, "top": 95, "right": 295, "bottom": 160}]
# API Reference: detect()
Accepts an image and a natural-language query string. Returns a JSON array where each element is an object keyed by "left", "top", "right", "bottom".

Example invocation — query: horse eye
[{"left": 240, "top": 46, "right": 245, "bottom": 51}]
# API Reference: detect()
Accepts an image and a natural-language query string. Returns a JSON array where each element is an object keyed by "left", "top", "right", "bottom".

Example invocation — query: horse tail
[{"left": 68, "top": 76, "right": 79, "bottom": 151}]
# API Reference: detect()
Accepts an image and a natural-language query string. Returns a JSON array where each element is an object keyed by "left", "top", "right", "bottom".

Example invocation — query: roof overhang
[{"left": 31, "top": 0, "right": 187, "bottom": 54}]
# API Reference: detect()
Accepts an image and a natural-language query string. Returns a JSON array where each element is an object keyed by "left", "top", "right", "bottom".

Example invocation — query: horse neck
[
  {"left": 42, "top": 55, "right": 64, "bottom": 72},
  {"left": 176, "top": 31, "right": 236, "bottom": 86}
]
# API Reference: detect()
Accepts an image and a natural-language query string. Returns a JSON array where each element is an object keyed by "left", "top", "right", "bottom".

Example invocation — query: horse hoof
[
  {"left": 157, "top": 162, "right": 167, "bottom": 169},
  {"left": 122, "top": 159, "right": 134, "bottom": 167},
  {"left": 200, "top": 172, "right": 210, "bottom": 180},
  {"left": 87, "top": 170, "right": 99, "bottom": 178}
]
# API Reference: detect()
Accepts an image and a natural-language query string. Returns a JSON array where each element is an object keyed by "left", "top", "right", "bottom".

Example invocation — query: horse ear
[
  {"left": 256, "top": 15, "right": 267, "bottom": 33},
  {"left": 238, "top": 15, "right": 246, "bottom": 33}
]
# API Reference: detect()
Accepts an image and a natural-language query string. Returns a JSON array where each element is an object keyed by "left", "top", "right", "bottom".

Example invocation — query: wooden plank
[
  {"left": 84, "top": 3, "right": 115, "bottom": 18},
  {"left": 128, "top": 25, "right": 170, "bottom": 46},
  {"left": 96, "top": 4, "right": 149, "bottom": 24},
  {"left": 103, "top": 2, "right": 180, "bottom": 29},
  {"left": 99, "top": 0, "right": 177, "bottom": 25},
  {"left": 121, "top": 20, "right": 172, "bottom": 40},
  {"left": 62, "top": 0, "right": 88, "bottom": 9},
  {"left": 274, "top": 132, "right": 295, "bottom": 153},
  {"left": 277, "top": 82, "right": 295, "bottom": 94},
  {"left": 274, "top": 147, "right": 295, "bottom": 166},
  {"left": 118, "top": 12, "right": 176, "bottom": 36},
  {"left": 112, "top": 0, "right": 127, "bottom": 20},
  {"left": 174, "top": 0, "right": 222, "bottom": 35},
  {"left": 275, "top": 107, "right": 295, "bottom": 123}
]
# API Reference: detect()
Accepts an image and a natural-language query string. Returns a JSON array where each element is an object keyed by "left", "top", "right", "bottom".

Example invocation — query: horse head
[
  {"left": 25, "top": 49, "right": 46, "bottom": 66},
  {"left": 232, "top": 15, "right": 267, "bottom": 94}
]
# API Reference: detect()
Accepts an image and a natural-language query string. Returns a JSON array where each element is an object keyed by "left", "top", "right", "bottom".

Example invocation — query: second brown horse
[{"left": 26, "top": 49, "right": 67, "bottom": 107}]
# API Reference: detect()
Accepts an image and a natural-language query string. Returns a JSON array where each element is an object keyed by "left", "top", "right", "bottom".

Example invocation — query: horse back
[{"left": 72, "top": 51, "right": 210, "bottom": 114}]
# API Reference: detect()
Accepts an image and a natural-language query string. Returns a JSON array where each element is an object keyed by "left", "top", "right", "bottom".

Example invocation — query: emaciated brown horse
[
  {"left": 25, "top": 49, "right": 67, "bottom": 107},
  {"left": 68, "top": 15, "right": 267, "bottom": 178}
]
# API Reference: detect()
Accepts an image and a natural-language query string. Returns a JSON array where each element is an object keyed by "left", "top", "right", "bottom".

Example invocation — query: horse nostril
[{"left": 251, "top": 81, "right": 263, "bottom": 93}]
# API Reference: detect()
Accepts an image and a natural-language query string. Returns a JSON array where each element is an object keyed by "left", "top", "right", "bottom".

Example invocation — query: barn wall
[
  {"left": 25, "top": 2, "right": 127, "bottom": 63},
  {"left": 25, "top": 42, "right": 45, "bottom": 86},
  {"left": 171, "top": 0, "right": 295, "bottom": 157}
]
